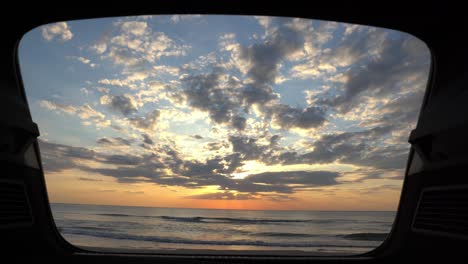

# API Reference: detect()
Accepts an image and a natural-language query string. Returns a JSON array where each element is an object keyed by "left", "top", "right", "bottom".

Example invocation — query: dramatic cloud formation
[
  {"left": 23, "top": 16, "right": 430, "bottom": 207},
  {"left": 39, "top": 139, "right": 341, "bottom": 195}
]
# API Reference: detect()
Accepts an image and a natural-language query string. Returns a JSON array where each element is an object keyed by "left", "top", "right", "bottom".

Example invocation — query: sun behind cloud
[{"left": 19, "top": 15, "right": 430, "bottom": 211}]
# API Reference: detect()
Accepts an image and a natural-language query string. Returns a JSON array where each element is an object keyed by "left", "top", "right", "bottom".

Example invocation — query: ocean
[{"left": 51, "top": 203, "right": 395, "bottom": 255}]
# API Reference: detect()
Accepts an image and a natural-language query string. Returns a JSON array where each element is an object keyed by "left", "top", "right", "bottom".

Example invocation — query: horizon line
[{"left": 50, "top": 202, "right": 396, "bottom": 212}]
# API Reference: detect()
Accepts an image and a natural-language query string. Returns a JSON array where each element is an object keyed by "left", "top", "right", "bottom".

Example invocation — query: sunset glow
[{"left": 19, "top": 15, "right": 430, "bottom": 211}]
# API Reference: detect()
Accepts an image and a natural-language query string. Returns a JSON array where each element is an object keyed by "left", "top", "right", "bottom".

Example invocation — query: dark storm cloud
[
  {"left": 105, "top": 94, "right": 138, "bottom": 116},
  {"left": 320, "top": 33, "right": 430, "bottom": 113},
  {"left": 96, "top": 137, "right": 133, "bottom": 146}
]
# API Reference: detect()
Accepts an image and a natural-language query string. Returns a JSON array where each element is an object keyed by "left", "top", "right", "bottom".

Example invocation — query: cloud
[
  {"left": 96, "top": 137, "right": 133, "bottom": 146},
  {"left": 222, "top": 125, "right": 407, "bottom": 173},
  {"left": 68, "top": 56, "right": 96, "bottom": 68},
  {"left": 39, "top": 139, "right": 342, "bottom": 196},
  {"left": 227, "top": 19, "right": 307, "bottom": 113},
  {"left": 318, "top": 33, "right": 430, "bottom": 113},
  {"left": 239, "top": 20, "right": 304, "bottom": 85},
  {"left": 104, "top": 46, "right": 143, "bottom": 67},
  {"left": 33, "top": 17, "right": 430, "bottom": 203},
  {"left": 90, "top": 34, "right": 109, "bottom": 54},
  {"left": 187, "top": 191, "right": 257, "bottom": 200},
  {"left": 240, "top": 83, "right": 278, "bottom": 107},
  {"left": 205, "top": 141, "right": 229, "bottom": 151},
  {"left": 100, "top": 94, "right": 138, "bottom": 116},
  {"left": 360, "top": 81, "right": 427, "bottom": 133},
  {"left": 188, "top": 191, "right": 297, "bottom": 202},
  {"left": 142, "top": 133, "right": 154, "bottom": 145},
  {"left": 214, "top": 170, "right": 340, "bottom": 194},
  {"left": 99, "top": 154, "right": 142, "bottom": 166},
  {"left": 98, "top": 79, "right": 134, "bottom": 88},
  {"left": 41, "top": 22, "right": 73, "bottom": 41},
  {"left": 39, "top": 100, "right": 76, "bottom": 114},
  {"left": 38, "top": 140, "right": 95, "bottom": 172},
  {"left": 120, "top": 21, "right": 148, "bottom": 36},
  {"left": 193, "top": 17, "right": 328, "bottom": 131},
  {"left": 40, "top": 139, "right": 145, "bottom": 169},
  {"left": 153, "top": 65, "right": 180, "bottom": 76},
  {"left": 77, "top": 104, "right": 106, "bottom": 121},
  {"left": 80, "top": 88, "right": 91, "bottom": 96},
  {"left": 78, "top": 177, "right": 102, "bottom": 182},
  {"left": 230, "top": 116, "right": 247, "bottom": 131},
  {"left": 269, "top": 104, "right": 326, "bottom": 130},
  {"left": 39, "top": 100, "right": 109, "bottom": 128},
  {"left": 129, "top": 110, "right": 160, "bottom": 132},
  {"left": 102, "top": 20, "right": 190, "bottom": 68},
  {"left": 245, "top": 170, "right": 339, "bottom": 187},
  {"left": 271, "top": 126, "right": 406, "bottom": 171},
  {"left": 229, "top": 135, "right": 268, "bottom": 160},
  {"left": 98, "top": 70, "right": 150, "bottom": 90},
  {"left": 180, "top": 68, "right": 244, "bottom": 128}
]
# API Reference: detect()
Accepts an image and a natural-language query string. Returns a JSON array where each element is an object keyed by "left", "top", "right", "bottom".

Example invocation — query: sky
[{"left": 18, "top": 15, "right": 430, "bottom": 211}]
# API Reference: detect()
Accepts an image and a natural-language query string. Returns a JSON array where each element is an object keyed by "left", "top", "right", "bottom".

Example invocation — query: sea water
[{"left": 51, "top": 203, "right": 394, "bottom": 255}]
